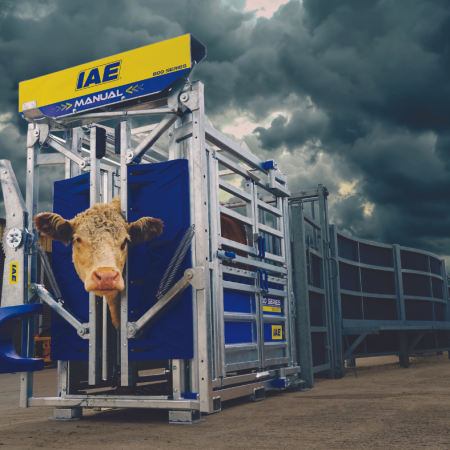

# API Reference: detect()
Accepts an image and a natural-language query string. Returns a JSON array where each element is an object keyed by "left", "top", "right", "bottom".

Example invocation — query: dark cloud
[{"left": 1, "top": 0, "right": 450, "bottom": 265}]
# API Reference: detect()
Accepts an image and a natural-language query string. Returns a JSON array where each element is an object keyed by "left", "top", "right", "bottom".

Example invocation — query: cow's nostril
[
  {"left": 94, "top": 273, "right": 102, "bottom": 281},
  {"left": 113, "top": 272, "right": 119, "bottom": 281}
]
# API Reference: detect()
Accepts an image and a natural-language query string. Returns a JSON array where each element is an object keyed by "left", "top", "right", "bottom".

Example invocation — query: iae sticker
[
  {"left": 272, "top": 325, "right": 282, "bottom": 340},
  {"left": 76, "top": 61, "right": 122, "bottom": 91},
  {"left": 9, "top": 262, "right": 19, "bottom": 284}
]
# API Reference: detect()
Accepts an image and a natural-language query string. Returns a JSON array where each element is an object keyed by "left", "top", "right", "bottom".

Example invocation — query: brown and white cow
[
  {"left": 34, "top": 196, "right": 163, "bottom": 329},
  {"left": 35, "top": 197, "right": 248, "bottom": 330}
]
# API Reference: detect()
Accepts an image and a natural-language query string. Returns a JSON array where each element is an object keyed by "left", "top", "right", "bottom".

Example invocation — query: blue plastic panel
[
  {"left": 224, "top": 290, "right": 253, "bottom": 314},
  {"left": 51, "top": 173, "right": 90, "bottom": 361},
  {"left": 127, "top": 160, "right": 193, "bottom": 360},
  {"left": 224, "top": 322, "right": 253, "bottom": 344},
  {"left": 0, "top": 304, "right": 45, "bottom": 374}
]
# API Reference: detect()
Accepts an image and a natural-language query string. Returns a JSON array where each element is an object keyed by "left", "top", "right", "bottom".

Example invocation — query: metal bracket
[
  {"left": 127, "top": 267, "right": 204, "bottom": 338},
  {"left": 185, "top": 267, "right": 205, "bottom": 291},
  {"left": 5, "top": 228, "right": 23, "bottom": 248}
]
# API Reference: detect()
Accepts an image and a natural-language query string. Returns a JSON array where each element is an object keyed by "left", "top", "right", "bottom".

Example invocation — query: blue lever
[
  {"left": 263, "top": 270, "right": 269, "bottom": 292},
  {"left": 0, "top": 304, "right": 45, "bottom": 374},
  {"left": 257, "top": 236, "right": 266, "bottom": 259},
  {"left": 258, "top": 269, "right": 269, "bottom": 294}
]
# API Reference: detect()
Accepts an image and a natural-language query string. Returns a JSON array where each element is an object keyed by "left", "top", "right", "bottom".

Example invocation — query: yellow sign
[
  {"left": 263, "top": 306, "right": 282, "bottom": 313},
  {"left": 272, "top": 325, "right": 283, "bottom": 340},
  {"left": 19, "top": 34, "right": 206, "bottom": 118},
  {"left": 9, "top": 262, "right": 19, "bottom": 284}
]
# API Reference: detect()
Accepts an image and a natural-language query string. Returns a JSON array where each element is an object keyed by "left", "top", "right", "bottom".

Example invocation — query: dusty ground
[{"left": 1, "top": 354, "right": 450, "bottom": 449}]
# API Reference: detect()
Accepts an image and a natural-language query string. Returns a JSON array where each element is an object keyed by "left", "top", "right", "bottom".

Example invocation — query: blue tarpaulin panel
[
  {"left": 51, "top": 159, "right": 193, "bottom": 361},
  {"left": 51, "top": 173, "right": 90, "bottom": 361},
  {"left": 127, "top": 160, "right": 193, "bottom": 360}
]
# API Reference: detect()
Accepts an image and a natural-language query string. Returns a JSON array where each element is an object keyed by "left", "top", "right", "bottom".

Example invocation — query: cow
[
  {"left": 34, "top": 198, "right": 248, "bottom": 330},
  {"left": 34, "top": 196, "right": 163, "bottom": 330}
]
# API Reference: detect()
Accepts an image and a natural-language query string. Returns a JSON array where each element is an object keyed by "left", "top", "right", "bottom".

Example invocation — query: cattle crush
[{"left": 1, "top": 34, "right": 449, "bottom": 424}]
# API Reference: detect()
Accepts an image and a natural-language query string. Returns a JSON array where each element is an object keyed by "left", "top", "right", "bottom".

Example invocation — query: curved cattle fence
[{"left": 290, "top": 185, "right": 450, "bottom": 388}]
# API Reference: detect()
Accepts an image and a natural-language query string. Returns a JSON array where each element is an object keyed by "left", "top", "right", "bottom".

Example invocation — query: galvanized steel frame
[{"left": 3, "top": 78, "right": 300, "bottom": 420}]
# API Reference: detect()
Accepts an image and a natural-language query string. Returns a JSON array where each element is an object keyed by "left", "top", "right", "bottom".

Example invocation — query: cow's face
[{"left": 34, "top": 196, "right": 163, "bottom": 328}]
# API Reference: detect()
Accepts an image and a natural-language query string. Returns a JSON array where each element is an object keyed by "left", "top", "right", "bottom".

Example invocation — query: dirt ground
[{"left": 1, "top": 354, "right": 450, "bottom": 449}]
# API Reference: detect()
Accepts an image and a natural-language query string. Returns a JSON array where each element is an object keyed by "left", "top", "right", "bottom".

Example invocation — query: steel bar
[
  {"left": 120, "top": 120, "right": 131, "bottom": 386},
  {"left": 129, "top": 274, "right": 191, "bottom": 337},
  {"left": 128, "top": 113, "right": 178, "bottom": 163},
  {"left": 343, "top": 333, "right": 369, "bottom": 360},
  {"left": 34, "top": 285, "right": 87, "bottom": 334}
]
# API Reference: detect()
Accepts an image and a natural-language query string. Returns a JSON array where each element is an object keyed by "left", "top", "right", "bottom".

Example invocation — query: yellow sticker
[
  {"left": 272, "top": 325, "right": 283, "bottom": 340},
  {"left": 263, "top": 306, "right": 282, "bottom": 313},
  {"left": 9, "top": 262, "right": 19, "bottom": 284}
]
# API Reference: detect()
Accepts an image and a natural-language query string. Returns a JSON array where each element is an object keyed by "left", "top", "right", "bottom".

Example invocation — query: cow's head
[{"left": 34, "top": 196, "right": 163, "bottom": 329}]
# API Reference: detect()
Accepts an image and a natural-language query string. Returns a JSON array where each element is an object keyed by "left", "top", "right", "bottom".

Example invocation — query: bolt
[
  {"left": 89, "top": 310, "right": 92, "bottom": 313},
  {"left": 89, "top": 344, "right": 92, "bottom": 347},
  {"left": 173, "top": 388, "right": 177, "bottom": 393},
  {"left": 123, "top": 343, "right": 126, "bottom": 347},
  {"left": 3, "top": 171, "right": 6, "bottom": 174},
  {"left": 12, "top": 213, "right": 15, "bottom": 217},
  {"left": 63, "top": 388, "right": 66, "bottom": 392},
  {"left": 121, "top": 96, "right": 126, "bottom": 101},
  {"left": 123, "top": 309, "right": 126, "bottom": 312},
  {"left": 173, "top": 366, "right": 177, "bottom": 370}
]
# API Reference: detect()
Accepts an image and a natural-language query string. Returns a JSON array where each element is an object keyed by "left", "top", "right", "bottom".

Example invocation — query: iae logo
[
  {"left": 76, "top": 61, "right": 122, "bottom": 91},
  {"left": 9, "top": 262, "right": 18, "bottom": 284},
  {"left": 272, "top": 325, "right": 282, "bottom": 340}
]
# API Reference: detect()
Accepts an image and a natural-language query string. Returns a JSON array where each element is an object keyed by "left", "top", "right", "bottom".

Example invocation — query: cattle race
[{"left": 1, "top": 33, "right": 449, "bottom": 428}]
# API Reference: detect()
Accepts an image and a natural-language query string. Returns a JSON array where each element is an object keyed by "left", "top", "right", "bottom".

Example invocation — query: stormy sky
[{"left": 1, "top": 0, "right": 450, "bottom": 266}]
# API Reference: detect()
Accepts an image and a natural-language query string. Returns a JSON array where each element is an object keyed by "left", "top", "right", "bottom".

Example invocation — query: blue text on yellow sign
[
  {"left": 9, "top": 262, "right": 18, "bottom": 284},
  {"left": 272, "top": 325, "right": 283, "bottom": 340}
]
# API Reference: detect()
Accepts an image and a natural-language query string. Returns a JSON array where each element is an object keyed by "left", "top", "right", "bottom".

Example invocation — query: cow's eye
[
  {"left": 76, "top": 238, "right": 82, "bottom": 243},
  {"left": 121, "top": 239, "right": 129, "bottom": 251}
]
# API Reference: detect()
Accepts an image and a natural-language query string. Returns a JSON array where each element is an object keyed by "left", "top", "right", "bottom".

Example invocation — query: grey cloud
[{"left": 1, "top": 0, "right": 450, "bottom": 265}]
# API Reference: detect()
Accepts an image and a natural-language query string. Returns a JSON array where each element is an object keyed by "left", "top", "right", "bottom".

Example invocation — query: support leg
[{"left": 51, "top": 407, "right": 82, "bottom": 421}]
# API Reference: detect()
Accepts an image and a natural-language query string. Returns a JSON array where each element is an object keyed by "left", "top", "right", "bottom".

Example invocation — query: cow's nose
[{"left": 92, "top": 269, "right": 120, "bottom": 290}]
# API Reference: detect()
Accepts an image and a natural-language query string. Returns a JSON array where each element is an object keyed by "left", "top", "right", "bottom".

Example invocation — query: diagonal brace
[
  {"left": 127, "top": 267, "right": 204, "bottom": 338},
  {"left": 31, "top": 284, "right": 89, "bottom": 339},
  {"left": 343, "top": 333, "right": 368, "bottom": 360},
  {"left": 407, "top": 331, "right": 426, "bottom": 354}
]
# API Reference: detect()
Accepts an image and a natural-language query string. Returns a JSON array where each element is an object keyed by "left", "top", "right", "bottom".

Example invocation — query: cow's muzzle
[{"left": 90, "top": 268, "right": 123, "bottom": 291}]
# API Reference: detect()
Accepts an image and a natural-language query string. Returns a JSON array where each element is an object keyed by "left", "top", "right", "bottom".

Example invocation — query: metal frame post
[
  {"left": 119, "top": 120, "right": 132, "bottom": 386},
  {"left": 291, "top": 202, "right": 314, "bottom": 388},
  {"left": 393, "top": 244, "right": 409, "bottom": 367},
  {"left": 189, "top": 81, "right": 213, "bottom": 413},
  {"left": 20, "top": 123, "right": 40, "bottom": 407},
  {"left": 88, "top": 127, "right": 102, "bottom": 385},
  {"left": 329, "top": 224, "right": 344, "bottom": 377}
]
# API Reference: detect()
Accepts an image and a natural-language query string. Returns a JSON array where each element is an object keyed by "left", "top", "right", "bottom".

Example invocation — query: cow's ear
[
  {"left": 109, "top": 196, "right": 121, "bottom": 213},
  {"left": 127, "top": 217, "right": 163, "bottom": 244},
  {"left": 34, "top": 213, "right": 73, "bottom": 245}
]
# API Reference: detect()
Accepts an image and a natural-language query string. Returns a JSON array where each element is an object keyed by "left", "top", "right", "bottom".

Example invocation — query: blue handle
[
  {"left": 258, "top": 236, "right": 266, "bottom": 259},
  {"left": 258, "top": 269, "right": 269, "bottom": 293},
  {"left": 263, "top": 270, "right": 269, "bottom": 292}
]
